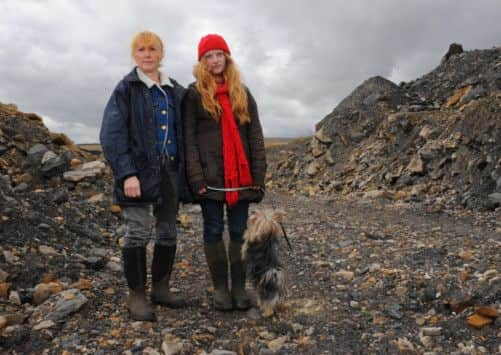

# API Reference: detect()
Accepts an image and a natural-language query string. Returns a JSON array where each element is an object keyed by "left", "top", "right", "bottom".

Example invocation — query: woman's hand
[
  {"left": 198, "top": 186, "right": 207, "bottom": 195},
  {"left": 124, "top": 176, "right": 141, "bottom": 198}
]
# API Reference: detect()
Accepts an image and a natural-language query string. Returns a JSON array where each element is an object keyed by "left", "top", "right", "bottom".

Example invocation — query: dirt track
[{"left": 3, "top": 192, "right": 499, "bottom": 354}]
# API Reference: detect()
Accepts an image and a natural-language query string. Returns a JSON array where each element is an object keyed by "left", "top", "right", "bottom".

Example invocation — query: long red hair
[{"left": 193, "top": 54, "right": 250, "bottom": 124}]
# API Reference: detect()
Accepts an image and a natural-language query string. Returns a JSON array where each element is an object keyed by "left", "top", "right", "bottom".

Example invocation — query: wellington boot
[
  {"left": 127, "top": 288, "right": 156, "bottom": 321},
  {"left": 122, "top": 247, "right": 156, "bottom": 321},
  {"left": 151, "top": 244, "right": 186, "bottom": 308},
  {"left": 204, "top": 241, "right": 233, "bottom": 311},
  {"left": 229, "top": 240, "right": 251, "bottom": 310}
]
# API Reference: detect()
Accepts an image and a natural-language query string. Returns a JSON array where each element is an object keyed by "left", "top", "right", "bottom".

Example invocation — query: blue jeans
[{"left": 200, "top": 200, "right": 249, "bottom": 243}]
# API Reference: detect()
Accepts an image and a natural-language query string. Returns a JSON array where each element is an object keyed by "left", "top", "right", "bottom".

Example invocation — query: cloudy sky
[{"left": 1, "top": 1, "right": 500, "bottom": 143}]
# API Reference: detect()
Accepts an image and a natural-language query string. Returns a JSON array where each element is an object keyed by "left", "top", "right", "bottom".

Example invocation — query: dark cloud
[{"left": 1, "top": 1, "right": 500, "bottom": 142}]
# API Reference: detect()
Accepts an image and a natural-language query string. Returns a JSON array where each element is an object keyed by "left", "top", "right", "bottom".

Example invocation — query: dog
[{"left": 242, "top": 209, "right": 287, "bottom": 317}]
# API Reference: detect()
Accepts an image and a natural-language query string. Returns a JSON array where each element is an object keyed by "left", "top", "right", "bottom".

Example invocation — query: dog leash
[
  {"left": 207, "top": 185, "right": 293, "bottom": 251},
  {"left": 206, "top": 185, "right": 255, "bottom": 192}
]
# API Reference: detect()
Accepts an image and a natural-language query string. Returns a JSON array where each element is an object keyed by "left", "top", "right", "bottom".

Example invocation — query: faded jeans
[{"left": 122, "top": 165, "right": 179, "bottom": 248}]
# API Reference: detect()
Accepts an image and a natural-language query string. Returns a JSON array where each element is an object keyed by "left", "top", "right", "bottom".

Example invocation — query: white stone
[{"left": 33, "top": 320, "right": 55, "bottom": 330}]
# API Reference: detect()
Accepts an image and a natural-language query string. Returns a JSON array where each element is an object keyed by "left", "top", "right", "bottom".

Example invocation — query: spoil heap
[{"left": 267, "top": 44, "right": 501, "bottom": 210}]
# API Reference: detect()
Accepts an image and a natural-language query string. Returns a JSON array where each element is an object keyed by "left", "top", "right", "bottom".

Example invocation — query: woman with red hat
[{"left": 183, "top": 34, "right": 267, "bottom": 311}]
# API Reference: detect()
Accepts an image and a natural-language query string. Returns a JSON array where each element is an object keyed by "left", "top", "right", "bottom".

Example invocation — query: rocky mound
[
  {"left": 0, "top": 102, "right": 123, "bottom": 350},
  {"left": 267, "top": 44, "right": 501, "bottom": 210}
]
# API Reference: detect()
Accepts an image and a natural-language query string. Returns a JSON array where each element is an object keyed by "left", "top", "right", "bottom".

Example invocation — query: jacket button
[
  {"left": 161, "top": 110, "right": 167, "bottom": 115},
  {"left": 167, "top": 139, "right": 172, "bottom": 144},
  {"left": 170, "top": 156, "right": 174, "bottom": 161},
  {"left": 161, "top": 125, "right": 167, "bottom": 130}
]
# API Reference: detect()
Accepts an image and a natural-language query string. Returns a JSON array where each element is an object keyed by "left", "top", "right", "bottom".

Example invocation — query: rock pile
[
  {"left": 0, "top": 102, "right": 122, "bottom": 351},
  {"left": 267, "top": 44, "right": 501, "bottom": 210}
]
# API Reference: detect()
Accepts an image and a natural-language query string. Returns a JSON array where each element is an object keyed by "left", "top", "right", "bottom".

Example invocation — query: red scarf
[{"left": 215, "top": 82, "right": 253, "bottom": 207}]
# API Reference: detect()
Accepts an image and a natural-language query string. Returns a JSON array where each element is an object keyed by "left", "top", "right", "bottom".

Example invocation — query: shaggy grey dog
[{"left": 242, "top": 210, "right": 287, "bottom": 317}]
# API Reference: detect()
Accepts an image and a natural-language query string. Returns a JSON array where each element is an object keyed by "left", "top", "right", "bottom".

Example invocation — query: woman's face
[
  {"left": 203, "top": 50, "right": 226, "bottom": 76},
  {"left": 133, "top": 43, "right": 162, "bottom": 73}
]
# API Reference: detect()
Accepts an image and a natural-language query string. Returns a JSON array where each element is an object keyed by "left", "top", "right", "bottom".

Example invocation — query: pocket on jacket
[
  {"left": 114, "top": 166, "right": 161, "bottom": 205},
  {"left": 138, "top": 167, "right": 161, "bottom": 202}
]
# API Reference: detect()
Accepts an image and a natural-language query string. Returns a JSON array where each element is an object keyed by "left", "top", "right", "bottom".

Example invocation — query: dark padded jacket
[
  {"left": 100, "top": 68, "right": 191, "bottom": 206},
  {"left": 183, "top": 83, "right": 267, "bottom": 203}
]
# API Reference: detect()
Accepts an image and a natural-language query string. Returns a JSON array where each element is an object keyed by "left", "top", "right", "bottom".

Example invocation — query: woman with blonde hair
[
  {"left": 100, "top": 31, "right": 190, "bottom": 321},
  {"left": 183, "top": 34, "right": 267, "bottom": 311}
]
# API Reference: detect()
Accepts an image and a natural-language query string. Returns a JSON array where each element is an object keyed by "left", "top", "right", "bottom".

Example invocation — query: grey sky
[{"left": 1, "top": 0, "right": 500, "bottom": 143}]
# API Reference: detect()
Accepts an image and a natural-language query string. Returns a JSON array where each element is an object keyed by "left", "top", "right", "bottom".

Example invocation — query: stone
[
  {"left": 12, "top": 182, "right": 29, "bottom": 193},
  {"left": 397, "top": 337, "right": 416, "bottom": 352},
  {"left": 267, "top": 336, "right": 288, "bottom": 352},
  {"left": 467, "top": 314, "right": 493, "bottom": 329},
  {"left": 64, "top": 160, "right": 106, "bottom": 182},
  {"left": 161, "top": 334, "right": 183, "bottom": 355},
  {"left": 419, "top": 334, "right": 434, "bottom": 348},
  {"left": 476, "top": 306, "right": 497, "bottom": 318},
  {"left": 9, "top": 291, "right": 21, "bottom": 305},
  {"left": 110, "top": 205, "right": 121, "bottom": 213},
  {"left": 314, "top": 127, "right": 333, "bottom": 144},
  {"left": 33, "top": 283, "right": 52, "bottom": 305},
  {"left": 407, "top": 156, "right": 424, "bottom": 174},
  {"left": 419, "top": 126, "right": 437, "bottom": 140},
  {"left": 70, "top": 279, "right": 93, "bottom": 290},
  {"left": 106, "top": 261, "right": 121, "bottom": 273},
  {"left": 487, "top": 193, "right": 501, "bottom": 206},
  {"left": 33, "top": 320, "right": 55, "bottom": 330},
  {"left": 421, "top": 327, "right": 442, "bottom": 336},
  {"left": 70, "top": 158, "right": 82, "bottom": 167},
  {"left": 39, "top": 245, "right": 59, "bottom": 256},
  {"left": 459, "top": 85, "right": 486, "bottom": 104},
  {"left": 32, "top": 289, "right": 88, "bottom": 322},
  {"left": 142, "top": 347, "right": 161, "bottom": 355},
  {"left": 307, "top": 161, "right": 320, "bottom": 176},
  {"left": 208, "top": 350, "right": 237, "bottom": 355},
  {"left": 446, "top": 296, "right": 475, "bottom": 313},
  {"left": 40, "top": 153, "right": 67, "bottom": 177},
  {"left": 27, "top": 144, "right": 48, "bottom": 166},
  {"left": 418, "top": 141, "right": 443, "bottom": 161},
  {"left": 52, "top": 189, "right": 68, "bottom": 204},
  {"left": 87, "top": 193, "right": 105, "bottom": 203},
  {"left": 0, "top": 282, "right": 9, "bottom": 298},
  {"left": 335, "top": 270, "right": 355, "bottom": 281},
  {"left": 445, "top": 85, "right": 472, "bottom": 108},
  {"left": 349, "top": 301, "right": 360, "bottom": 309},
  {"left": 325, "top": 150, "right": 335, "bottom": 165},
  {"left": 0, "top": 269, "right": 8, "bottom": 282},
  {"left": 363, "top": 189, "right": 393, "bottom": 199},
  {"left": 3, "top": 250, "right": 19, "bottom": 264},
  {"left": 363, "top": 93, "right": 381, "bottom": 106},
  {"left": 385, "top": 303, "right": 403, "bottom": 319},
  {"left": 0, "top": 315, "right": 6, "bottom": 329},
  {"left": 311, "top": 138, "right": 326, "bottom": 157}
]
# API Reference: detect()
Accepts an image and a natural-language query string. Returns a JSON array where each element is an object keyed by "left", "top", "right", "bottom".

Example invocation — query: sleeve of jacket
[
  {"left": 182, "top": 87, "right": 206, "bottom": 192},
  {"left": 99, "top": 82, "right": 138, "bottom": 181},
  {"left": 246, "top": 89, "right": 267, "bottom": 187}
]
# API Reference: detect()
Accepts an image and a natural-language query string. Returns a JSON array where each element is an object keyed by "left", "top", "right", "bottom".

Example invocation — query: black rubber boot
[
  {"left": 151, "top": 244, "right": 186, "bottom": 308},
  {"left": 204, "top": 241, "right": 233, "bottom": 311},
  {"left": 122, "top": 247, "right": 156, "bottom": 321},
  {"left": 229, "top": 240, "right": 251, "bottom": 310}
]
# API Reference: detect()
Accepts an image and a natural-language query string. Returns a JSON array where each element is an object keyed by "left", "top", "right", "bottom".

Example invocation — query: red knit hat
[{"left": 197, "top": 34, "right": 231, "bottom": 61}]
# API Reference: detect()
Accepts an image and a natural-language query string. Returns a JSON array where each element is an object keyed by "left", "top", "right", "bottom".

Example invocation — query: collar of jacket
[
  {"left": 136, "top": 67, "right": 173, "bottom": 88},
  {"left": 124, "top": 67, "right": 178, "bottom": 87}
]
